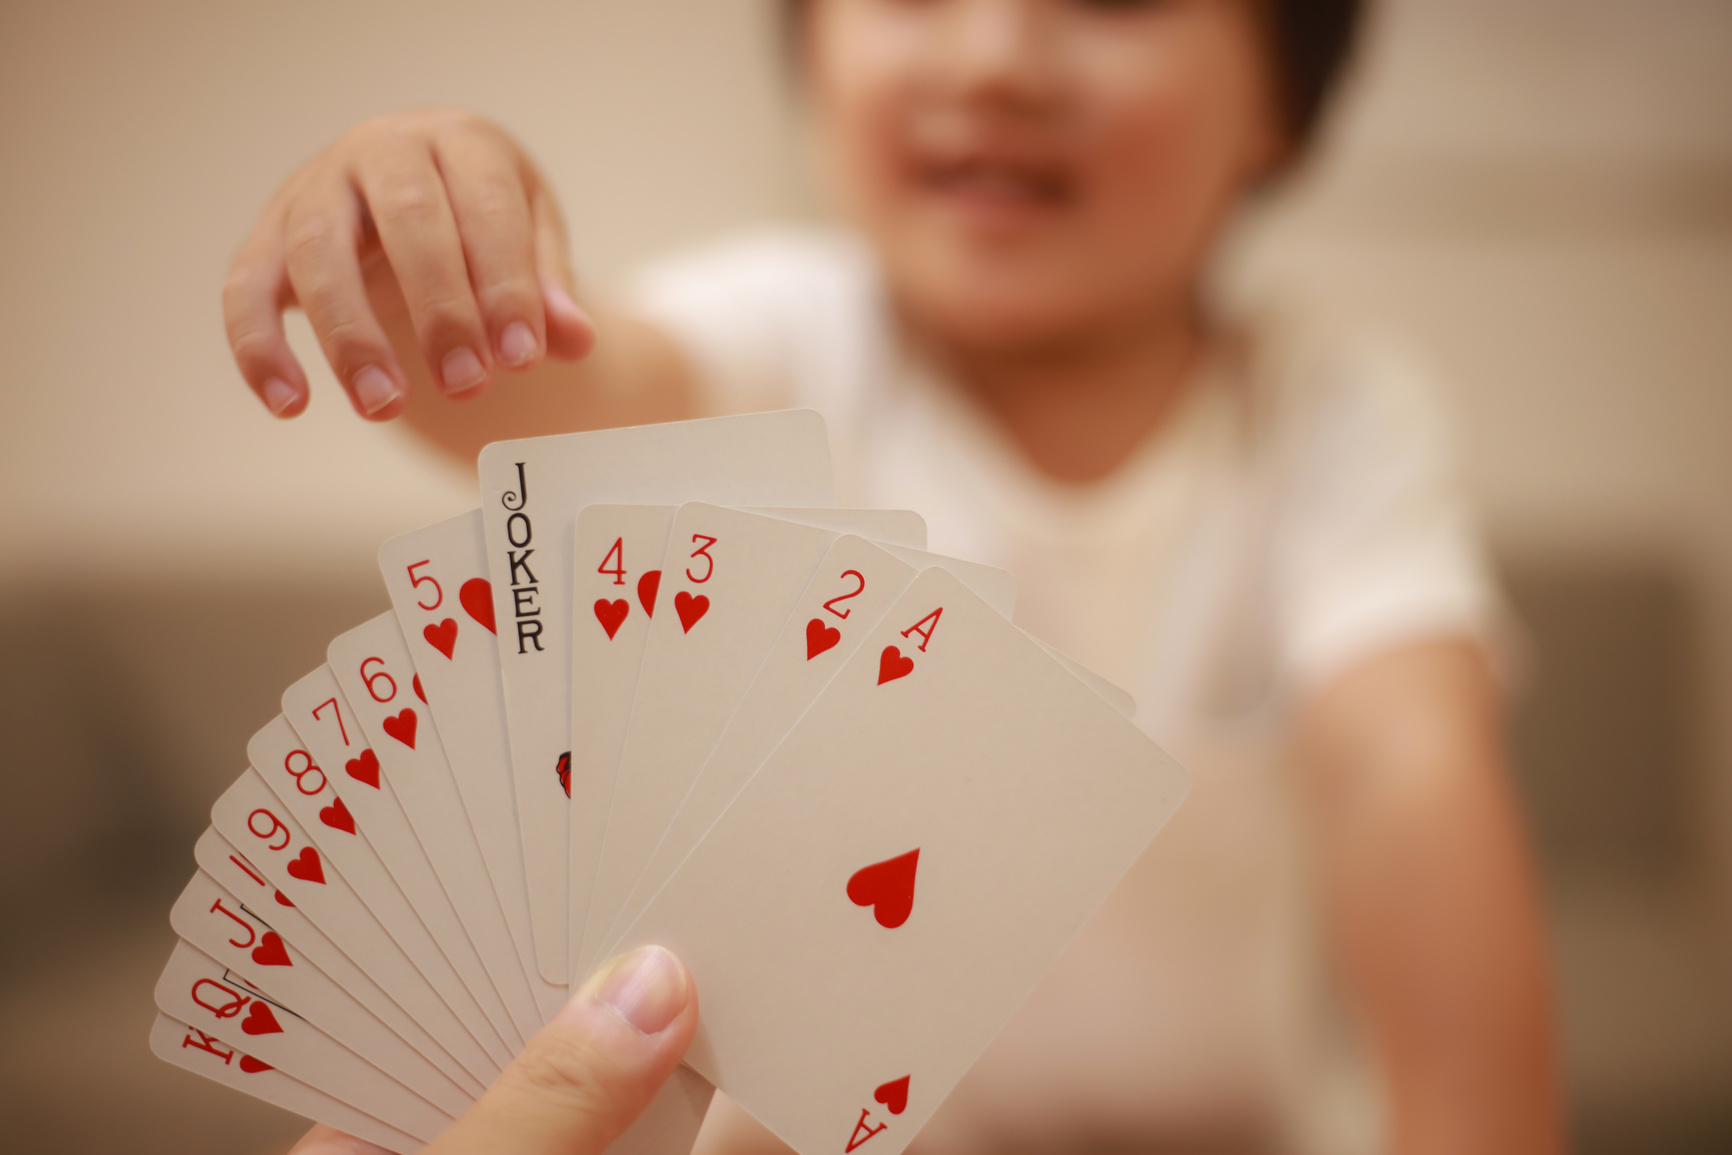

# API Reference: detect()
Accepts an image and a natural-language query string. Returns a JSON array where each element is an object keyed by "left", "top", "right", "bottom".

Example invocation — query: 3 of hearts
[{"left": 151, "top": 410, "right": 1191, "bottom": 1155}]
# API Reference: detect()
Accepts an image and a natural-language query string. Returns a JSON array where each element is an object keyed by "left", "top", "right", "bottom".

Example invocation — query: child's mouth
[{"left": 910, "top": 156, "right": 1075, "bottom": 218}]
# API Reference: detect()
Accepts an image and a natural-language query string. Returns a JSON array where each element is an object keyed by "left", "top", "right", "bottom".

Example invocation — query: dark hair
[
  {"left": 1258, "top": 0, "right": 1366, "bottom": 150},
  {"left": 781, "top": 0, "right": 1368, "bottom": 156}
]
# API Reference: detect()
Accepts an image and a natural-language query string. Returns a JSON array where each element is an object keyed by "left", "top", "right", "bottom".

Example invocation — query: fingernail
[
  {"left": 544, "top": 281, "right": 588, "bottom": 326},
  {"left": 262, "top": 377, "right": 298, "bottom": 416},
  {"left": 440, "top": 347, "right": 486, "bottom": 394},
  {"left": 353, "top": 365, "right": 400, "bottom": 415},
  {"left": 500, "top": 321, "right": 538, "bottom": 367},
  {"left": 594, "top": 946, "right": 686, "bottom": 1035}
]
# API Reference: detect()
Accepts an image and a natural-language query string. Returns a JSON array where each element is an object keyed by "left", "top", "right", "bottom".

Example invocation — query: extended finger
[
  {"left": 222, "top": 227, "right": 311, "bottom": 417},
  {"left": 434, "top": 124, "right": 547, "bottom": 372},
  {"left": 354, "top": 138, "right": 493, "bottom": 398},
  {"left": 531, "top": 186, "right": 596, "bottom": 361},
  {"left": 280, "top": 178, "right": 408, "bottom": 419}
]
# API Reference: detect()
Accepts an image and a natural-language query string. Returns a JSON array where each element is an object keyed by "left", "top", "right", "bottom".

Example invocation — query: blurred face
[{"left": 805, "top": 0, "right": 1285, "bottom": 353}]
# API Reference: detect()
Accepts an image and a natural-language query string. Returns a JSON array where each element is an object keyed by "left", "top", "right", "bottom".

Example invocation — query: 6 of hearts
[{"left": 151, "top": 410, "right": 1191, "bottom": 1155}]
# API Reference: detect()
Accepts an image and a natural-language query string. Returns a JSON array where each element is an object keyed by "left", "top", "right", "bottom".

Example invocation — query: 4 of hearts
[{"left": 151, "top": 410, "right": 1191, "bottom": 1155}]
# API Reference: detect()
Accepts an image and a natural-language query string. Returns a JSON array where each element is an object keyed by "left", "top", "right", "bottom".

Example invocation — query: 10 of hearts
[{"left": 151, "top": 411, "right": 1191, "bottom": 1155}]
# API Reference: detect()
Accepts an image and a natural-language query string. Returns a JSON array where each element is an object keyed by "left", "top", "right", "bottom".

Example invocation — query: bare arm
[
  {"left": 223, "top": 109, "right": 700, "bottom": 453},
  {"left": 1295, "top": 638, "right": 1565, "bottom": 1155}
]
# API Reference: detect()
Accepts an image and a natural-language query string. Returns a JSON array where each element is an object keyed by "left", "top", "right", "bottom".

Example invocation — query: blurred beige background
[{"left": 1, "top": 0, "right": 1729, "bottom": 1152}]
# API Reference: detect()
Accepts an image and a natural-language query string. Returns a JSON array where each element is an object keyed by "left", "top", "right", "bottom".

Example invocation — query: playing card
[
  {"left": 184, "top": 832, "right": 712, "bottom": 1155},
  {"left": 210, "top": 768, "right": 504, "bottom": 1083},
  {"left": 327, "top": 613, "right": 544, "bottom": 1042},
  {"left": 378, "top": 509, "right": 567, "bottom": 1022},
  {"left": 1025, "top": 637, "right": 1135, "bottom": 718},
  {"left": 193, "top": 826, "right": 486, "bottom": 1098},
  {"left": 576, "top": 504, "right": 846, "bottom": 978},
  {"left": 566, "top": 503, "right": 677, "bottom": 978},
  {"left": 276, "top": 673, "right": 523, "bottom": 1060},
  {"left": 744, "top": 508, "right": 926, "bottom": 549},
  {"left": 567, "top": 505, "right": 925, "bottom": 975},
  {"left": 589, "top": 535, "right": 1001, "bottom": 960},
  {"left": 154, "top": 938, "right": 453, "bottom": 1143},
  {"left": 149, "top": 1013, "right": 420, "bottom": 1155},
  {"left": 479, "top": 410, "right": 835, "bottom": 982},
  {"left": 170, "top": 867, "right": 474, "bottom": 1116},
  {"left": 591, "top": 537, "right": 1133, "bottom": 960},
  {"left": 614, "top": 567, "right": 1190, "bottom": 1155}
]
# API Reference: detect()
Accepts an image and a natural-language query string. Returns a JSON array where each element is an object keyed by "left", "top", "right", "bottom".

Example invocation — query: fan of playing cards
[{"left": 150, "top": 410, "right": 1189, "bottom": 1155}]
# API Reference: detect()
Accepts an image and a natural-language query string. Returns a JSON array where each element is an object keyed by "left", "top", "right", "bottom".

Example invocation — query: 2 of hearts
[{"left": 150, "top": 411, "right": 1188, "bottom": 1155}]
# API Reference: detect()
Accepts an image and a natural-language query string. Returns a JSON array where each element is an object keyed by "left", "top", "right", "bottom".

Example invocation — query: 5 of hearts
[{"left": 151, "top": 410, "right": 1191, "bottom": 1155}]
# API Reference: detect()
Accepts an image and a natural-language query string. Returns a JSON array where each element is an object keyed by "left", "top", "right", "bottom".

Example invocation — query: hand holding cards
[{"left": 151, "top": 411, "right": 1189, "bottom": 1155}]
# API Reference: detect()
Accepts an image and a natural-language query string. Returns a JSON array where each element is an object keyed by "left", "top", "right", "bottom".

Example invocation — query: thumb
[{"left": 427, "top": 945, "right": 698, "bottom": 1155}]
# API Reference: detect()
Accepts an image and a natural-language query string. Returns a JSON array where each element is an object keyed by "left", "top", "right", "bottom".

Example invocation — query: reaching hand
[{"left": 224, "top": 109, "right": 595, "bottom": 421}]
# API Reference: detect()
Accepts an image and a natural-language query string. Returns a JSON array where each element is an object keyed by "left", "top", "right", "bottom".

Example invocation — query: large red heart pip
[
  {"left": 238, "top": 1055, "right": 273, "bottom": 1074},
  {"left": 847, "top": 848, "right": 919, "bottom": 929},
  {"left": 240, "top": 1000, "right": 283, "bottom": 1036},
  {"left": 318, "top": 796, "right": 355, "bottom": 835},
  {"left": 285, "top": 846, "right": 325, "bottom": 885},
  {"left": 412, "top": 674, "right": 426, "bottom": 703},
  {"left": 595, "top": 598, "right": 629, "bottom": 640},
  {"left": 877, "top": 645, "right": 914, "bottom": 685},
  {"left": 423, "top": 617, "right": 458, "bottom": 659},
  {"left": 874, "top": 1075, "right": 910, "bottom": 1116},
  {"left": 382, "top": 707, "right": 417, "bottom": 749},
  {"left": 637, "top": 569, "right": 662, "bottom": 617},
  {"left": 674, "top": 591, "right": 709, "bottom": 633},
  {"left": 460, "top": 577, "right": 496, "bottom": 634},
  {"left": 806, "top": 617, "right": 841, "bottom": 660},
  {"left": 251, "top": 931, "right": 291, "bottom": 968},
  {"left": 345, "top": 749, "right": 380, "bottom": 788}
]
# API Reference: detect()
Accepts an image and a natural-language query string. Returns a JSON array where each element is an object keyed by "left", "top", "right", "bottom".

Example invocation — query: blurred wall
[{"left": 1, "top": 0, "right": 1729, "bottom": 1151}]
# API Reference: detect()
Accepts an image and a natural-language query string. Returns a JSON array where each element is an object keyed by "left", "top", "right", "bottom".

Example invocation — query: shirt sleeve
[
  {"left": 1267, "top": 329, "right": 1512, "bottom": 691},
  {"left": 624, "top": 228, "right": 882, "bottom": 427}
]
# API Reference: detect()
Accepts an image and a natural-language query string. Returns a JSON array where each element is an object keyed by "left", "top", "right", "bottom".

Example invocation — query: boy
[{"left": 226, "top": 2, "right": 1562, "bottom": 1150}]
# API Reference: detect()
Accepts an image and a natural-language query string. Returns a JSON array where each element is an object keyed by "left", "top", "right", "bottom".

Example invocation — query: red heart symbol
[
  {"left": 847, "top": 848, "right": 919, "bottom": 929},
  {"left": 637, "top": 569, "right": 662, "bottom": 617},
  {"left": 382, "top": 708, "right": 417, "bottom": 749},
  {"left": 556, "top": 751, "right": 571, "bottom": 798},
  {"left": 874, "top": 1075, "right": 910, "bottom": 1116},
  {"left": 240, "top": 1001, "right": 283, "bottom": 1036},
  {"left": 345, "top": 749, "right": 380, "bottom": 788},
  {"left": 251, "top": 931, "right": 291, "bottom": 968},
  {"left": 806, "top": 617, "right": 841, "bottom": 660},
  {"left": 460, "top": 577, "right": 496, "bottom": 634},
  {"left": 318, "top": 796, "right": 355, "bottom": 835},
  {"left": 423, "top": 618, "right": 458, "bottom": 659},
  {"left": 674, "top": 591, "right": 709, "bottom": 633},
  {"left": 285, "top": 846, "right": 325, "bottom": 885},
  {"left": 594, "top": 598, "right": 629, "bottom": 640},
  {"left": 877, "top": 645, "right": 914, "bottom": 685},
  {"left": 238, "top": 1055, "right": 273, "bottom": 1074},
  {"left": 273, "top": 890, "right": 294, "bottom": 908},
  {"left": 412, "top": 674, "right": 426, "bottom": 703}
]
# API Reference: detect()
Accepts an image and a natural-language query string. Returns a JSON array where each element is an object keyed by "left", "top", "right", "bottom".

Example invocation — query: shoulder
[
  {"left": 1232, "top": 303, "right": 1453, "bottom": 454},
  {"left": 1223, "top": 305, "right": 1506, "bottom": 688},
  {"left": 624, "top": 226, "right": 883, "bottom": 414},
  {"left": 628, "top": 225, "right": 877, "bottom": 319},
  {"left": 1203, "top": 303, "right": 1467, "bottom": 521},
  {"left": 1238, "top": 304, "right": 1461, "bottom": 474}
]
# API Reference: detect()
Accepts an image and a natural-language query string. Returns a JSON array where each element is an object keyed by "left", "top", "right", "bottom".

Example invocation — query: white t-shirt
[{"left": 631, "top": 228, "right": 1501, "bottom": 1154}]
